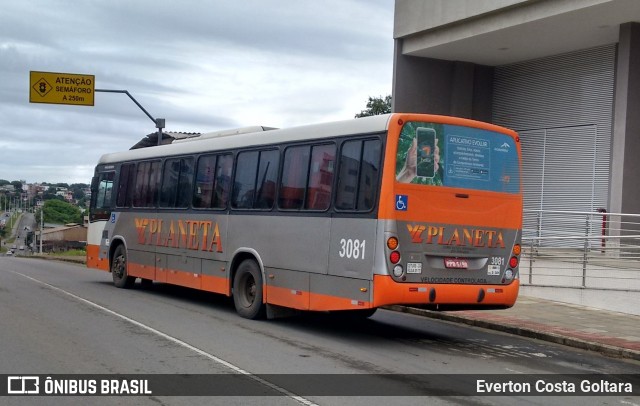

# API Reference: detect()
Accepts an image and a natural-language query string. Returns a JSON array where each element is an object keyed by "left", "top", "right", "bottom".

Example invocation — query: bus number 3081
[{"left": 338, "top": 238, "right": 366, "bottom": 260}]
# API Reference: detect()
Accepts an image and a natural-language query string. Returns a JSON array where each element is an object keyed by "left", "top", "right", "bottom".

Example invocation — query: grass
[{"left": 54, "top": 249, "right": 86, "bottom": 257}]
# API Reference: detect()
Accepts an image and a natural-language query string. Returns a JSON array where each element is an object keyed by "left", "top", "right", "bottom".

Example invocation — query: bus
[{"left": 87, "top": 113, "right": 522, "bottom": 319}]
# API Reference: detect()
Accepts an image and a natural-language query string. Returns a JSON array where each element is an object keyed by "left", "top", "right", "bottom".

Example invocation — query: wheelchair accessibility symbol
[{"left": 395, "top": 195, "right": 408, "bottom": 211}]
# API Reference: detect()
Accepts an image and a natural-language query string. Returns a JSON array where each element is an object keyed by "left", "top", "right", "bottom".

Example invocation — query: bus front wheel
[
  {"left": 233, "top": 259, "right": 265, "bottom": 319},
  {"left": 111, "top": 245, "right": 135, "bottom": 289}
]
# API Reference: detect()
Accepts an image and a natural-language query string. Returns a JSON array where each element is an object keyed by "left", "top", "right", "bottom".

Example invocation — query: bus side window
[
  {"left": 212, "top": 154, "right": 232, "bottom": 209},
  {"left": 336, "top": 140, "right": 362, "bottom": 210},
  {"left": 255, "top": 150, "right": 279, "bottom": 209},
  {"left": 278, "top": 143, "right": 335, "bottom": 211},
  {"left": 232, "top": 151, "right": 259, "bottom": 209},
  {"left": 306, "top": 144, "right": 335, "bottom": 210},
  {"left": 160, "top": 157, "right": 194, "bottom": 208},
  {"left": 232, "top": 150, "right": 278, "bottom": 210},
  {"left": 133, "top": 160, "right": 161, "bottom": 208},
  {"left": 194, "top": 155, "right": 217, "bottom": 208},
  {"left": 335, "top": 139, "right": 381, "bottom": 211},
  {"left": 116, "top": 163, "right": 135, "bottom": 208},
  {"left": 279, "top": 146, "right": 310, "bottom": 210},
  {"left": 358, "top": 140, "right": 381, "bottom": 210}
]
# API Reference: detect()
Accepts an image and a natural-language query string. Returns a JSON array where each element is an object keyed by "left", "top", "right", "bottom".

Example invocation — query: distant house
[
  {"left": 39, "top": 224, "right": 87, "bottom": 252},
  {"left": 55, "top": 188, "right": 74, "bottom": 203}
]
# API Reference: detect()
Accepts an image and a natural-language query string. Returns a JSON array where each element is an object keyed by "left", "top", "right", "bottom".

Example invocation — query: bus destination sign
[{"left": 29, "top": 71, "right": 95, "bottom": 106}]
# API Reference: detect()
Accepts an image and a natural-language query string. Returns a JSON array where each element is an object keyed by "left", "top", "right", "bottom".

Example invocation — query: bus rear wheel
[
  {"left": 233, "top": 259, "right": 265, "bottom": 319},
  {"left": 111, "top": 245, "right": 135, "bottom": 289}
]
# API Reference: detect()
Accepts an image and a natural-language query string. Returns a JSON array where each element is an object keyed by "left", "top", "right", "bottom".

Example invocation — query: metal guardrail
[{"left": 521, "top": 209, "right": 640, "bottom": 291}]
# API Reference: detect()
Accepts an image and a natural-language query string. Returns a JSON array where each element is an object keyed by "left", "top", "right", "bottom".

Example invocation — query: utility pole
[{"left": 39, "top": 207, "right": 43, "bottom": 254}]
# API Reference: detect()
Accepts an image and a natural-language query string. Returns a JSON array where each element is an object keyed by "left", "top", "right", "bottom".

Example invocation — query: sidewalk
[{"left": 390, "top": 296, "right": 640, "bottom": 361}]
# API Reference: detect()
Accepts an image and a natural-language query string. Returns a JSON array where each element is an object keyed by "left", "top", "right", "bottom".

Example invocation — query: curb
[
  {"left": 386, "top": 305, "right": 640, "bottom": 362},
  {"left": 19, "top": 255, "right": 86, "bottom": 265}
]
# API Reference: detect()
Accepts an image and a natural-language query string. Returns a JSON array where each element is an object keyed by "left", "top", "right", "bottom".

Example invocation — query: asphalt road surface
[{"left": 1, "top": 257, "right": 638, "bottom": 406}]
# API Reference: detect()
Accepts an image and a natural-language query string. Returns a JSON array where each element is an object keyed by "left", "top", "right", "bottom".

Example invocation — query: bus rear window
[{"left": 396, "top": 122, "right": 520, "bottom": 194}]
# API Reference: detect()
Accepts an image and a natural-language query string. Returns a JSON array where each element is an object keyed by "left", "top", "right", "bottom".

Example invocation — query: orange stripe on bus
[
  {"left": 166, "top": 269, "right": 201, "bottom": 290},
  {"left": 372, "top": 274, "right": 519, "bottom": 308},
  {"left": 264, "top": 285, "right": 372, "bottom": 311},
  {"left": 201, "top": 274, "right": 229, "bottom": 295},
  {"left": 125, "top": 261, "right": 229, "bottom": 293},
  {"left": 308, "top": 292, "right": 372, "bottom": 311},
  {"left": 128, "top": 262, "right": 155, "bottom": 281},
  {"left": 86, "top": 244, "right": 109, "bottom": 271},
  {"left": 264, "top": 285, "right": 309, "bottom": 310}
]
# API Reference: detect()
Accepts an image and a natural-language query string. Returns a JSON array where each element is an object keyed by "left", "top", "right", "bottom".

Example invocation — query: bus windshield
[{"left": 395, "top": 121, "right": 520, "bottom": 194}]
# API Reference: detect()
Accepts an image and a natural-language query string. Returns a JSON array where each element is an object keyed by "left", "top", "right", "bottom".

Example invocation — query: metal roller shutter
[{"left": 493, "top": 45, "right": 615, "bottom": 242}]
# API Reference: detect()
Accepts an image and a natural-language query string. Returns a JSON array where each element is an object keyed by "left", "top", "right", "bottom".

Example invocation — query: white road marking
[{"left": 11, "top": 270, "right": 317, "bottom": 406}]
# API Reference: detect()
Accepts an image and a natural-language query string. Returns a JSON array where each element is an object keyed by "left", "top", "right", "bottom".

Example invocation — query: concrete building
[{"left": 393, "top": 0, "right": 640, "bottom": 221}]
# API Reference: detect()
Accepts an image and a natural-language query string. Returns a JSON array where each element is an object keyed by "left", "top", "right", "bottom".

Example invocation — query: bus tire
[
  {"left": 233, "top": 259, "right": 265, "bottom": 319},
  {"left": 111, "top": 245, "right": 135, "bottom": 289}
]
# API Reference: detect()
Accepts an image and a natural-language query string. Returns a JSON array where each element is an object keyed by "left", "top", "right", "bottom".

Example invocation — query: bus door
[{"left": 88, "top": 169, "right": 116, "bottom": 271}]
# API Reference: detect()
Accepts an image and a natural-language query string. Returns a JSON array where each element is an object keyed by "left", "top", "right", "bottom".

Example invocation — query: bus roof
[
  {"left": 98, "top": 114, "right": 393, "bottom": 165},
  {"left": 96, "top": 113, "right": 517, "bottom": 165}
]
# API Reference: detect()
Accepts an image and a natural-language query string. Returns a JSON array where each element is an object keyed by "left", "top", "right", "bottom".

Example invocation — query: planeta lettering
[
  {"left": 406, "top": 223, "right": 505, "bottom": 248},
  {"left": 134, "top": 218, "right": 223, "bottom": 252}
]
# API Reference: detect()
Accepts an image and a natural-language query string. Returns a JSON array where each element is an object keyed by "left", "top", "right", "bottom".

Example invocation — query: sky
[{"left": 0, "top": 0, "right": 394, "bottom": 185}]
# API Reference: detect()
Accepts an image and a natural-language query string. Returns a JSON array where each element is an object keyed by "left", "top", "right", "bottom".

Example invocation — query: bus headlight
[{"left": 393, "top": 265, "right": 404, "bottom": 277}]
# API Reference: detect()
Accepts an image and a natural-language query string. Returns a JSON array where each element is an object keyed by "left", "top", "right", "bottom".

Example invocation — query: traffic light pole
[{"left": 94, "top": 89, "right": 165, "bottom": 146}]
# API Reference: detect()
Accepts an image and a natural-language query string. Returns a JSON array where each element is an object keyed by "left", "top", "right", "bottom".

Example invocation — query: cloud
[{"left": 0, "top": 0, "right": 393, "bottom": 184}]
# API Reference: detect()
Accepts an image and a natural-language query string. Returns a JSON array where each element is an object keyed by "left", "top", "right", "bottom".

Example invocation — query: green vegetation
[
  {"left": 355, "top": 95, "right": 392, "bottom": 118},
  {"left": 41, "top": 199, "right": 83, "bottom": 224},
  {"left": 54, "top": 249, "right": 86, "bottom": 257}
]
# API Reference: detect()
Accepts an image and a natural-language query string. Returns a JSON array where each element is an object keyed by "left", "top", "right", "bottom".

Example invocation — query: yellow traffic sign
[{"left": 29, "top": 71, "right": 95, "bottom": 106}]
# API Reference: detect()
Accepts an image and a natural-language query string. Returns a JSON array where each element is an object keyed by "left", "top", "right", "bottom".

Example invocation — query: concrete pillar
[
  {"left": 610, "top": 22, "right": 640, "bottom": 215},
  {"left": 392, "top": 40, "right": 494, "bottom": 122}
]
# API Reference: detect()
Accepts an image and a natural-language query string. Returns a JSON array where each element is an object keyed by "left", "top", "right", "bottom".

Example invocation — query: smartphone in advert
[{"left": 416, "top": 127, "right": 436, "bottom": 179}]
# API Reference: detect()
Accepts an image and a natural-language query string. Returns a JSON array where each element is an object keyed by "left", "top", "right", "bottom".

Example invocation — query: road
[
  {"left": 5, "top": 212, "right": 36, "bottom": 255},
  {"left": 0, "top": 257, "right": 638, "bottom": 406}
]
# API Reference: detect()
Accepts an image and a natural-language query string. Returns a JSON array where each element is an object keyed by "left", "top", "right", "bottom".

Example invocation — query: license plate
[
  {"left": 406, "top": 262, "right": 422, "bottom": 274},
  {"left": 444, "top": 258, "right": 468, "bottom": 269}
]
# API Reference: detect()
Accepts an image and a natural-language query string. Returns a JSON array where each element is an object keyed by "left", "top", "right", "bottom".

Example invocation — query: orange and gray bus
[{"left": 87, "top": 113, "right": 522, "bottom": 319}]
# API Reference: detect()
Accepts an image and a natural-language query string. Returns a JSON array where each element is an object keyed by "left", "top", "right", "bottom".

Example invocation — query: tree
[
  {"left": 355, "top": 95, "right": 392, "bottom": 118},
  {"left": 10, "top": 181, "right": 23, "bottom": 192},
  {"left": 42, "top": 199, "right": 83, "bottom": 225},
  {"left": 43, "top": 186, "right": 58, "bottom": 200},
  {"left": 70, "top": 183, "right": 89, "bottom": 200}
]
